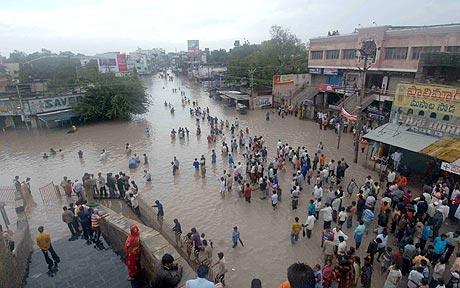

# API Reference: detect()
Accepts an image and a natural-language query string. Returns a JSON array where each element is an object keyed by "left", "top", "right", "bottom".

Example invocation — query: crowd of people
[{"left": 26, "top": 76, "right": 460, "bottom": 288}]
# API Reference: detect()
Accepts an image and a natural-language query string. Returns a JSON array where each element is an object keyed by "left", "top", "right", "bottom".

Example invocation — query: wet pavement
[
  {"left": 2, "top": 74, "right": 392, "bottom": 287},
  {"left": 23, "top": 237, "right": 130, "bottom": 288}
]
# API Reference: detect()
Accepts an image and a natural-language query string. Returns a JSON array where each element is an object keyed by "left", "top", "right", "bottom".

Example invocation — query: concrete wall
[
  {"left": 97, "top": 205, "right": 194, "bottom": 287},
  {"left": 0, "top": 189, "right": 33, "bottom": 288}
]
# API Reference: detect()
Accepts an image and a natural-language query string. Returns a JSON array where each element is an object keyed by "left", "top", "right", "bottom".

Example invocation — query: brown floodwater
[{"left": 0, "top": 75, "right": 385, "bottom": 287}]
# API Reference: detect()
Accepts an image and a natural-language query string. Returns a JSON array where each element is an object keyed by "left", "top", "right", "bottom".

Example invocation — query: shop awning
[
  {"left": 363, "top": 123, "right": 439, "bottom": 152},
  {"left": 420, "top": 138, "right": 460, "bottom": 163},
  {"left": 37, "top": 109, "right": 76, "bottom": 122}
]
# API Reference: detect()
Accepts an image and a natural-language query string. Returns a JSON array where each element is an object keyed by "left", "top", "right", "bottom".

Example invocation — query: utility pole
[
  {"left": 16, "top": 82, "right": 29, "bottom": 130},
  {"left": 337, "top": 75, "right": 347, "bottom": 149},
  {"left": 353, "top": 39, "right": 376, "bottom": 163},
  {"left": 248, "top": 68, "right": 256, "bottom": 110}
]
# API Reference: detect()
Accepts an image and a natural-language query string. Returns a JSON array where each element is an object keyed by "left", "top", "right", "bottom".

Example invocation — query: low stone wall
[
  {"left": 0, "top": 190, "right": 33, "bottom": 288},
  {"left": 98, "top": 205, "right": 194, "bottom": 287}
]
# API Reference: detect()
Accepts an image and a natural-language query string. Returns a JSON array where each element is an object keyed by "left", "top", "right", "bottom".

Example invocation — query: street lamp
[{"left": 353, "top": 39, "right": 377, "bottom": 163}]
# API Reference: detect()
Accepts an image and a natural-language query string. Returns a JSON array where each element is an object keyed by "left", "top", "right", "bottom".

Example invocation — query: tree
[
  {"left": 225, "top": 26, "right": 308, "bottom": 89},
  {"left": 207, "top": 49, "right": 229, "bottom": 65},
  {"left": 74, "top": 73, "right": 149, "bottom": 122}
]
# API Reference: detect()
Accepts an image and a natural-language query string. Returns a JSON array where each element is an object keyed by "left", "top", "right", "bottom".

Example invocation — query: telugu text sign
[{"left": 394, "top": 83, "right": 460, "bottom": 117}]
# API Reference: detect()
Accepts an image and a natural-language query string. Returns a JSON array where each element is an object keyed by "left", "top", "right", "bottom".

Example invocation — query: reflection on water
[{"left": 0, "top": 75, "right": 376, "bottom": 287}]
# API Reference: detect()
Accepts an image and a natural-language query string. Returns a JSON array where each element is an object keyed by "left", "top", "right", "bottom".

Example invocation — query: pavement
[{"left": 23, "top": 236, "right": 132, "bottom": 288}]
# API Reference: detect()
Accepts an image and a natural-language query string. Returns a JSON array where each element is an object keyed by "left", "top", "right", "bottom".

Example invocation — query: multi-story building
[{"left": 307, "top": 24, "right": 460, "bottom": 118}]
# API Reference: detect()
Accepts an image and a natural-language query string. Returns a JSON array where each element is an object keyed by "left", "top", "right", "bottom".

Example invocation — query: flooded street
[{"left": 0, "top": 75, "right": 382, "bottom": 287}]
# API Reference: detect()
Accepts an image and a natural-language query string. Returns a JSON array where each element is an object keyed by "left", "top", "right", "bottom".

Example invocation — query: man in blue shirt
[
  {"left": 232, "top": 226, "right": 240, "bottom": 248},
  {"left": 193, "top": 159, "right": 200, "bottom": 170},
  {"left": 185, "top": 265, "right": 215, "bottom": 288},
  {"left": 433, "top": 234, "right": 448, "bottom": 262}
]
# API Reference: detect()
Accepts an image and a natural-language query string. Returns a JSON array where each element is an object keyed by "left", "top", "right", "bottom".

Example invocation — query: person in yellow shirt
[
  {"left": 36, "top": 226, "right": 60, "bottom": 269},
  {"left": 291, "top": 217, "right": 303, "bottom": 244}
]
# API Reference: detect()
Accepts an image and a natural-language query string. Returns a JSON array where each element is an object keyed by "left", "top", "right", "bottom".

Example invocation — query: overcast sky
[{"left": 1, "top": 0, "right": 459, "bottom": 56}]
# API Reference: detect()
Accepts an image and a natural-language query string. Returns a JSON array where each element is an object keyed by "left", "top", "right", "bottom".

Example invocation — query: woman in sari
[{"left": 125, "top": 224, "right": 141, "bottom": 281}]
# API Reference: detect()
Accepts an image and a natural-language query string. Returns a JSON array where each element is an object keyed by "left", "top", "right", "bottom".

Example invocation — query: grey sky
[{"left": 1, "top": 0, "right": 459, "bottom": 56}]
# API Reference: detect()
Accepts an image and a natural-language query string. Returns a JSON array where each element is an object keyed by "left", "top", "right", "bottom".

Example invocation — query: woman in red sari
[{"left": 125, "top": 224, "right": 141, "bottom": 280}]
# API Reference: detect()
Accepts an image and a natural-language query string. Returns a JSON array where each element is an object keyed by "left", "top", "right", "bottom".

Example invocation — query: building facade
[{"left": 308, "top": 24, "right": 460, "bottom": 118}]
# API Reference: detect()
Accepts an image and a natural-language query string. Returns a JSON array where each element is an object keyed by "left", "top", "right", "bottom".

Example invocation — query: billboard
[
  {"left": 187, "top": 40, "right": 200, "bottom": 53},
  {"left": 394, "top": 83, "right": 460, "bottom": 117},
  {"left": 117, "top": 53, "right": 128, "bottom": 72}
]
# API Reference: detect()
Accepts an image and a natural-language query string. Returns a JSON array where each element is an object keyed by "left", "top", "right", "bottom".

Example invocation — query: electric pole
[
  {"left": 248, "top": 68, "right": 256, "bottom": 110},
  {"left": 16, "top": 82, "right": 29, "bottom": 130},
  {"left": 353, "top": 39, "right": 376, "bottom": 163}
]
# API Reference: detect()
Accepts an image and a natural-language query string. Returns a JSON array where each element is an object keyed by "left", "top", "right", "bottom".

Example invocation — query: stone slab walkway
[{"left": 23, "top": 237, "right": 131, "bottom": 288}]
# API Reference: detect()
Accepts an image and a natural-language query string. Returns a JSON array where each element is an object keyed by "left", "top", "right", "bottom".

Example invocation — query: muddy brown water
[{"left": 0, "top": 75, "right": 386, "bottom": 287}]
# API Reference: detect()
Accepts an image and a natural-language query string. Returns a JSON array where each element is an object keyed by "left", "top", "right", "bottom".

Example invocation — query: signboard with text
[
  {"left": 394, "top": 83, "right": 460, "bottom": 117},
  {"left": 397, "top": 114, "right": 460, "bottom": 137},
  {"left": 254, "top": 95, "right": 273, "bottom": 108},
  {"left": 187, "top": 40, "right": 200, "bottom": 53},
  {"left": 28, "top": 95, "right": 84, "bottom": 114},
  {"left": 441, "top": 161, "right": 460, "bottom": 175}
]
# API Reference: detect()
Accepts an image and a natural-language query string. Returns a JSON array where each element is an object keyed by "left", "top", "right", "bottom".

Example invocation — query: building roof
[
  {"left": 218, "top": 90, "right": 250, "bottom": 101},
  {"left": 309, "top": 23, "right": 460, "bottom": 42},
  {"left": 420, "top": 138, "right": 460, "bottom": 163},
  {"left": 364, "top": 122, "right": 460, "bottom": 163},
  {"left": 363, "top": 122, "right": 438, "bottom": 152}
]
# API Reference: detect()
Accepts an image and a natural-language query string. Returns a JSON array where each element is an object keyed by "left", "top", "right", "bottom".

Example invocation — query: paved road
[{"left": 23, "top": 237, "right": 131, "bottom": 288}]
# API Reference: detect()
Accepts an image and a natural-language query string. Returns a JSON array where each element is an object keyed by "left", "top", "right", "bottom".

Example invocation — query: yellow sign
[{"left": 394, "top": 83, "right": 460, "bottom": 117}]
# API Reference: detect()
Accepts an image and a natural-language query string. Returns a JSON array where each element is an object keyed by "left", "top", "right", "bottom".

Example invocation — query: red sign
[{"left": 117, "top": 53, "right": 128, "bottom": 72}]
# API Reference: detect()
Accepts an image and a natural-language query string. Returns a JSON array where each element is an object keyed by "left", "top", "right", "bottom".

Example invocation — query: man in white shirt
[
  {"left": 320, "top": 204, "right": 333, "bottom": 229},
  {"left": 387, "top": 170, "right": 397, "bottom": 184},
  {"left": 337, "top": 236, "right": 347, "bottom": 257},
  {"left": 407, "top": 266, "right": 424, "bottom": 288},
  {"left": 143, "top": 170, "right": 152, "bottom": 182},
  {"left": 313, "top": 184, "right": 323, "bottom": 200},
  {"left": 304, "top": 214, "right": 316, "bottom": 238},
  {"left": 391, "top": 150, "right": 402, "bottom": 171}
]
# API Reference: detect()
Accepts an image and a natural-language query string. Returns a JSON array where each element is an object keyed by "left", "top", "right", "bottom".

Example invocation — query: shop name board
[
  {"left": 395, "top": 83, "right": 460, "bottom": 117},
  {"left": 441, "top": 162, "right": 460, "bottom": 175},
  {"left": 308, "top": 68, "right": 321, "bottom": 74},
  {"left": 323, "top": 68, "right": 338, "bottom": 75},
  {"left": 28, "top": 95, "right": 83, "bottom": 114},
  {"left": 254, "top": 96, "right": 273, "bottom": 108},
  {"left": 398, "top": 114, "right": 460, "bottom": 137}
]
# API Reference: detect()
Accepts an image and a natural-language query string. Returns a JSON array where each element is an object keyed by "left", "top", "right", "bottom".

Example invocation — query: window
[
  {"left": 446, "top": 46, "right": 460, "bottom": 53},
  {"left": 310, "top": 50, "right": 323, "bottom": 60},
  {"left": 430, "top": 112, "right": 437, "bottom": 119},
  {"left": 342, "top": 49, "right": 356, "bottom": 59},
  {"left": 442, "top": 115, "right": 450, "bottom": 121},
  {"left": 418, "top": 110, "right": 425, "bottom": 117},
  {"left": 411, "top": 46, "right": 441, "bottom": 59},
  {"left": 407, "top": 109, "right": 413, "bottom": 115},
  {"left": 384, "top": 47, "right": 408, "bottom": 60},
  {"left": 325, "top": 50, "right": 340, "bottom": 59}
]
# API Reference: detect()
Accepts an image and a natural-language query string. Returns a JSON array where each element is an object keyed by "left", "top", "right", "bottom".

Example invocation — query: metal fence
[
  {"left": 38, "top": 182, "right": 61, "bottom": 205},
  {"left": 0, "top": 186, "right": 16, "bottom": 204}
]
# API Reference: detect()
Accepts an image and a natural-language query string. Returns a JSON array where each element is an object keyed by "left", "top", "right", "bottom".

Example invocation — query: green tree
[
  {"left": 207, "top": 49, "right": 229, "bottom": 65},
  {"left": 74, "top": 73, "right": 149, "bottom": 121},
  {"left": 226, "top": 26, "right": 308, "bottom": 89}
]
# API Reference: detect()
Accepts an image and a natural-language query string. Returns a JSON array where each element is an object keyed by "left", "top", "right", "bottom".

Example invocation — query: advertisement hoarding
[
  {"left": 117, "top": 53, "right": 128, "bottom": 72},
  {"left": 187, "top": 40, "right": 200, "bottom": 53},
  {"left": 394, "top": 83, "right": 460, "bottom": 117}
]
